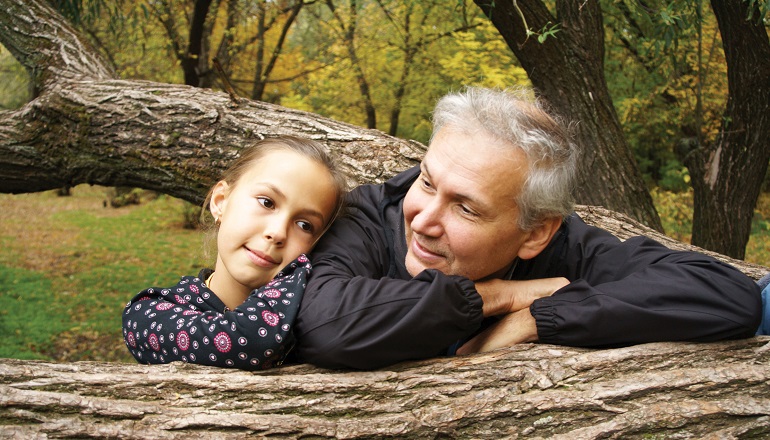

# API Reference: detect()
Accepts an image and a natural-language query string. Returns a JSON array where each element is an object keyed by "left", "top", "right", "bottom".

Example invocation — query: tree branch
[{"left": 2, "top": 338, "right": 770, "bottom": 438}]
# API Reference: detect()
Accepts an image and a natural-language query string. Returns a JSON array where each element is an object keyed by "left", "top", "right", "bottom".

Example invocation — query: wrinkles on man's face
[{"left": 403, "top": 126, "right": 529, "bottom": 281}]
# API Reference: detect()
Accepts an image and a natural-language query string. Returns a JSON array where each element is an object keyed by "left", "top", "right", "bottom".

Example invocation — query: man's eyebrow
[
  {"left": 421, "top": 161, "right": 431, "bottom": 177},
  {"left": 421, "top": 161, "right": 492, "bottom": 215}
]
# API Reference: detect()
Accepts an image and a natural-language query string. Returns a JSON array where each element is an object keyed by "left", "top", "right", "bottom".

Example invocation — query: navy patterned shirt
[{"left": 122, "top": 255, "right": 310, "bottom": 370}]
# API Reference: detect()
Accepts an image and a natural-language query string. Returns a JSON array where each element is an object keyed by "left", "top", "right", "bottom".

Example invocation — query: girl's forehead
[
  {"left": 241, "top": 150, "right": 324, "bottom": 179},
  {"left": 237, "top": 150, "right": 338, "bottom": 212}
]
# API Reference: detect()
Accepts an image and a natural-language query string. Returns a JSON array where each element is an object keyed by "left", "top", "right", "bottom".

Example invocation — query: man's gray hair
[{"left": 431, "top": 86, "right": 578, "bottom": 231}]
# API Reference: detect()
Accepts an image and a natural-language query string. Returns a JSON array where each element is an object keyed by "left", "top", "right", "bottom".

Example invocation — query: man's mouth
[{"left": 410, "top": 236, "right": 445, "bottom": 262}]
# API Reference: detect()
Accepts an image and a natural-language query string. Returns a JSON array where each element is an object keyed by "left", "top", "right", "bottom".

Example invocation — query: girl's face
[{"left": 209, "top": 149, "right": 338, "bottom": 298}]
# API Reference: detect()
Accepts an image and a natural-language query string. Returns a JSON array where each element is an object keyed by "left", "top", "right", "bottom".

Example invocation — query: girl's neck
[{"left": 207, "top": 272, "right": 251, "bottom": 311}]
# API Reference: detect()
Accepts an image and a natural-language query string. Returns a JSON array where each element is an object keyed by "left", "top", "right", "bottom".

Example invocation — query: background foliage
[{"left": 2, "top": 0, "right": 757, "bottom": 187}]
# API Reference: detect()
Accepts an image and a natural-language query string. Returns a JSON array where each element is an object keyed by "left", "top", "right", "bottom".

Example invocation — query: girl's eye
[
  {"left": 297, "top": 221, "right": 315, "bottom": 234},
  {"left": 258, "top": 197, "right": 275, "bottom": 209},
  {"left": 421, "top": 177, "right": 433, "bottom": 190}
]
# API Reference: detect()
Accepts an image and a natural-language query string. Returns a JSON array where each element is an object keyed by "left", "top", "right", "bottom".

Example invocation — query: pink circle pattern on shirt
[{"left": 122, "top": 256, "right": 311, "bottom": 370}]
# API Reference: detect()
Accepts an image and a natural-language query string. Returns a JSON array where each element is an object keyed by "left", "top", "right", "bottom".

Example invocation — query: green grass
[
  {"left": 0, "top": 266, "right": 63, "bottom": 359},
  {"left": 0, "top": 186, "right": 209, "bottom": 362},
  {"left": 0, "top": 186, "right": 768, "bottom": 363}
]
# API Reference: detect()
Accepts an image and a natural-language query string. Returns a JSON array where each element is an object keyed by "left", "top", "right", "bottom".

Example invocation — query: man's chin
[
  {"left": 405, "top": 253, "right": 448, "bottom": 278},
  {"left": 405, "top": 254, "right": 425, "bottom": 278}
]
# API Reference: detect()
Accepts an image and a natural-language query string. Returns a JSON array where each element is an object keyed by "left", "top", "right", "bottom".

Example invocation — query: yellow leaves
[{"left": 438, "top": 21, "right": 529, "bottom": 89}]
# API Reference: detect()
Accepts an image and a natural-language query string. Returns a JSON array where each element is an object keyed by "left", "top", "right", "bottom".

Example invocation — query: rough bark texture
[
  {"left": 0, "top": 0, "right": 424, "bottom": 202},
  {"left": 0, "top": 77, "right": 425, "bottom": 203},
  {"left": 686, "top": 1, "right": 770, "bottom": 259},
  {"left": 473, "top": 0, "right": 663, "bottom": 231},
  {"left": 2, "top": 1, "right": 770, "bottom": 438},
  {"left": 3, "top": 337, "right": 770, "bottom": 439}
]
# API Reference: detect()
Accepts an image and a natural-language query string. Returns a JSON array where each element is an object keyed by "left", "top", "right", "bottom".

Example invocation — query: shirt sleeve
[
  {"left": 294, "top": 214, "right": 484, "bottom": 370},
  {"left": 529, "top": 216, "right": 762, "bottom": 346},
  {"left": 121, "top": 255, "right": 311, "bottom": 370}
]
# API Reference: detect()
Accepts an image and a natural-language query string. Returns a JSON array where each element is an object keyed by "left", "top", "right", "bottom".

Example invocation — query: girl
[{"left": 122, "top": 136, "right": 347, "bottom": 370}]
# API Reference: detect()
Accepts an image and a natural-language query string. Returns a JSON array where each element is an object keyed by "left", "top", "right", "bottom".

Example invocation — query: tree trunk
[
  {"left": 0, "top": 0, "right": 423, "bottom": 201},
  {"left": 3, "top": 336, "right": 770, "bottom": 438},
  {"left": 250, "top": 0, "right": 304, "bottom": 102},
  {"left": 182, "top": 0, "right": 214, "bottom": 87},
  {"left": 686, "top": 1, "right": 770, "bottom": 259},
  {"left": 473, "top": 0, "right": 663, "bottom": 232},
  {"left": 327, "top": 0, "right": 378, "bottom": 129}
]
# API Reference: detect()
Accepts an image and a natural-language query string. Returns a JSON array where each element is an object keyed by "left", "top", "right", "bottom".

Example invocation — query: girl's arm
[{"left": 122, "top": 256, "right": 311, "bottom": 370}]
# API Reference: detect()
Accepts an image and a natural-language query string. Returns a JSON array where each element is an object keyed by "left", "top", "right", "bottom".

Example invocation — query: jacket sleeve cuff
[
  {"left": 530, "top": 299, "right": 559, "bottom": 344},
  {"left": 452, "top": 275, "right": 485, "bottom": 330}
]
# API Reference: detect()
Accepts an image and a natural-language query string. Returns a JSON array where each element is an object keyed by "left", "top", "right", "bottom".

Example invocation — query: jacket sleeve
[
  {"left": 530, "top": 216, "right": 762, "bottom": 347},
  {"left": 294, "top": 213, "right": 484, "bottom": 370},
  {"left": 121, "top": 256, "right": 311, "bottom": 370}
]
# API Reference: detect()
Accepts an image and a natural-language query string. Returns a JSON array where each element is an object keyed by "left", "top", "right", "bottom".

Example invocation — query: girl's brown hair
[{"left": 201, "top": 136, "right": 348, "bottom": 257}]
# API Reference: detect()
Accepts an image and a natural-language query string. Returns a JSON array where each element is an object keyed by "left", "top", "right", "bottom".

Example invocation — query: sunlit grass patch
[
  {"left": 0, "top": 186, "right": 208, "bottom": 361},
  {"left": 0, "top": 266, "right": 66, "bottom": 359}
]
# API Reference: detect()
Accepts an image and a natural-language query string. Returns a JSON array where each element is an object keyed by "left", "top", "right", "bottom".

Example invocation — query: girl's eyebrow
[{"left": 261, "top": 182, "right": 327, "bottom": 225}]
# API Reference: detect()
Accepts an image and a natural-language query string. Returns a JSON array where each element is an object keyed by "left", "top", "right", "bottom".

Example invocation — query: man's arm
[
  {"left": 463, "top": 216, "right": 761, "bottom": 353},
  {"left": 456, "top": 277, "right": 569, "bottom": 354},
  {"left": 294, "top": 214, "right": 483, "bottom": 369},
  {"left": 531, "top": 239, "right": 762, "bottom": 347}
]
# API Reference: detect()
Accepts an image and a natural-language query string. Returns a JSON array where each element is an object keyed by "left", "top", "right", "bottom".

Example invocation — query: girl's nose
[{"left": 263, "top": 219, "right": 288, "bottom": 246}]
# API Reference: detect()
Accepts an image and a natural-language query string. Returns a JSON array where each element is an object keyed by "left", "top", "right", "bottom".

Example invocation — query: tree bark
[
  {"left": 473, "top": 0, "right": 663, "bottom": 232},
  {"left": 182, "top": 0, "right": 214, "bottom": 87},
  {"left": 0, "top": 0, "right": 423, "bottom": 201},
  {"left": 686, "top": 1, "right": 770, "bottom": 259},
  {"left": 3, "top": 337, "right": 770, "bottom": 439}
]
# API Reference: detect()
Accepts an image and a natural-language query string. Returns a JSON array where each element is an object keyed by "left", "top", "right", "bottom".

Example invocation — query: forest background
[{"left": 1, "top": 0, "right": 770, "bottom": 363}]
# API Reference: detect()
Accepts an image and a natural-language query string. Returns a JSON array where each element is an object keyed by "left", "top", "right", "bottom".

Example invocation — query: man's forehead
[{"left": 420, "top": 145, "right": 524, "bottom": 212}]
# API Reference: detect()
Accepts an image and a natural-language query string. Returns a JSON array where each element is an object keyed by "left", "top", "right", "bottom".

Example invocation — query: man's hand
[
  {"left": 456, "top": 277, "right": 569, "bottom": 355},
  {"left": 456, "top": 308, "right": 538, "bottom": 354},
  {"left": 475, "top": 277, "right": 569, "bottom": 317}
]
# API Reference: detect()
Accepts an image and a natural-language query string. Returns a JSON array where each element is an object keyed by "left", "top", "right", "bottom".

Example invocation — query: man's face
[{"left": 403, "top": 126, "right": 532, "bottom": 281}]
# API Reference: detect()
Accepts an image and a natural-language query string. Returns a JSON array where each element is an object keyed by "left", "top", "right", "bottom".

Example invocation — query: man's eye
[
  {"left": 421, "top": 177, "right": 433, "bottom": 189},
  {"left": 258, "top": 197, "right": 275, "bottom": 209},
  {"left": 297, "top": 221, "right": 314, "bottom": 233},
  {"left": 459, "top": 205, "right": 477, "bottom": 217}
]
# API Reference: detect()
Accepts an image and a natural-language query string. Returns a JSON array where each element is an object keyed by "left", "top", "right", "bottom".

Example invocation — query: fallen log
[{"left": 2, "top": 338, "right": 770, "bottom": 439}]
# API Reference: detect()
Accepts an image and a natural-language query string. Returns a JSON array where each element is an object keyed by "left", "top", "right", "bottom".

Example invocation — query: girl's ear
[
  {"left": 517, "top": 217, "right": 563, "bottom": 260},
  {"left": 209, "top": 180, "right": 230, "bottom": 221}
]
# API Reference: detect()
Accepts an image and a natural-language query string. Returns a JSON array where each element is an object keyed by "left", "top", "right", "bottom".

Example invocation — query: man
[{"left": 294, "top": 86, "right": 761, "bottom": 369}]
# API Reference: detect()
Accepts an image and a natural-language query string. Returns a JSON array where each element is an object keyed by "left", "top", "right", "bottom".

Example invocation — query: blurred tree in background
[{"left": 1, "top": 0, "right": 767, "bottom": 258}]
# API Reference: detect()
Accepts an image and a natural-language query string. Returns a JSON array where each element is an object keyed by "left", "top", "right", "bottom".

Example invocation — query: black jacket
[{"left": 295, "top": 166, "right": 761, "bottom": 369}]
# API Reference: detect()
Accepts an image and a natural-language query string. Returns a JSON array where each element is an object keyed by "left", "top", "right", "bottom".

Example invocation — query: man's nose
[{"left": 410, "top": 198, "right": 444, "bottom": 237}]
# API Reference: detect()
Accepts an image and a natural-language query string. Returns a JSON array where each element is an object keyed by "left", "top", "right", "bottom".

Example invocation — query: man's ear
[
  {"left": 209, "top": 180, "right": 230, "bottom": 221},
  {"left": 517, "top": 217, "right": 563, "bottom": 260}
]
